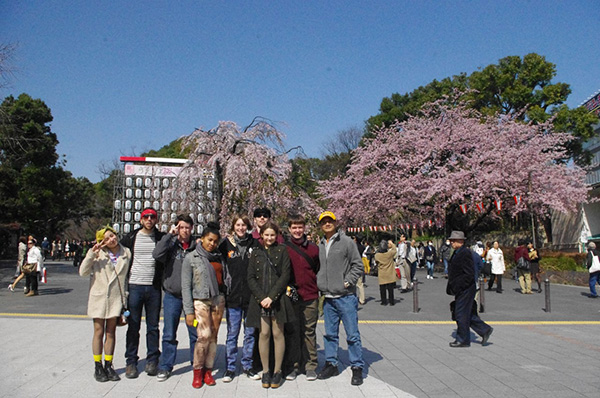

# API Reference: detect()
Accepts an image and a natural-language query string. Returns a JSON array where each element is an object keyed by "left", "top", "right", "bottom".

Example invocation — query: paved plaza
[{"left": 1, "top": 260, "right": 600, "bottom": 398}]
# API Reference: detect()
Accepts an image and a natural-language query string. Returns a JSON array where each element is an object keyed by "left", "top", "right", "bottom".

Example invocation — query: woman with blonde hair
[{"left": 80, "top": 226, "right": 131, "bottom": 382}]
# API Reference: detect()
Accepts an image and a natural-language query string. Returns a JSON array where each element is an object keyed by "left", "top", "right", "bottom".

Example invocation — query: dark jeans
[
  {"left": 159, "top": 291, "right": 197, "bottom": 371},
  {"left": 488, "top": 274, "right": 503, "bottom": 291},
  {"left": 379, "top": 282, "right": 395, "bottom": 304},
  {"left": 25, "top": 271, "right": 39, "bottom": 291},
  {"left": 126, "top": 284, "right": 162, "bottom": 366},
  {"left": 454, "top": 284, "right": 492, "bottom": 345},
  {"left": 409, "top": 261, "right": 417, "bottom": 281}
]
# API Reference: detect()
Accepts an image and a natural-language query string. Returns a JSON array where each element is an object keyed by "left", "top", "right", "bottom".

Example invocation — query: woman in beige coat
[
  {"left": 80, "top": 226, "right": 131, "bottom": 383},
  {"left": 375, "top": 240, "right": 397, "bottom": 306}
]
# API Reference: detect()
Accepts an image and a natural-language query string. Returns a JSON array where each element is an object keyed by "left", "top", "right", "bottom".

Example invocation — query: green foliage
[
  {"left": 142, "top": 138, "right": 188, "bottom": 158},
  {"left": 539, "top": 256, "right": 585, "bottom": 272},
  {"left": 0, "top": 93, "right": 95, "bottom": 238}
]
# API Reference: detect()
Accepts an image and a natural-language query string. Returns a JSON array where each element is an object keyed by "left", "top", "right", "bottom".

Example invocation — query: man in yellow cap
[{"left": 316, "top": 211, "right": 364, "bottom": 386}]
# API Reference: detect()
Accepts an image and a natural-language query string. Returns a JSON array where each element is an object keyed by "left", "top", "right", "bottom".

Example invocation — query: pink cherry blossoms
[
  {"left": 318, "top": 100, "right": 589, "bottom": 227},
  {"left": 166, "top": 118, "right": 321, "bottom": 231}
]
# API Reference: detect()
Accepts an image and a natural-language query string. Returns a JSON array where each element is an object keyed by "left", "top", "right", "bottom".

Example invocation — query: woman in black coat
[{"left": 247, "top": 222, "right": 294, "bottom": 389}]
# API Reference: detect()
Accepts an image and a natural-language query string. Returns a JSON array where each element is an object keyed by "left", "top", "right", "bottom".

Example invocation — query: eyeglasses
[
  {"left": 319, "top": 219, "right": 335, "bottom": 225},
  {"left": 255, "top": 215, "right": 269, "bottom": 219},
  {"left": 142, "top": 214, "right": 157, "bottom": 219}
]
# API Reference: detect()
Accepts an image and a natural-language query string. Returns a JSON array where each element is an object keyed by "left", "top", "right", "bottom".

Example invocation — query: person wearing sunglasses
[{"left": 120, "top": 207, "right": 165, "bottom": 379}]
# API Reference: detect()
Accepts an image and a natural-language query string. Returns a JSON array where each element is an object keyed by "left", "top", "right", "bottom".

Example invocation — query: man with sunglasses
[
  {"left": 252, "top": 207, "right": 283, "bottom": 244},
  {"left": 120, "top": 208, "right": 165, "bottom": 379}
]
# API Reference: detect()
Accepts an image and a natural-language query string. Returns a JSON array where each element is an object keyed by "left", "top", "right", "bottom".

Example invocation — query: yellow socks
[
  {"left": 104, "top": 355, "right": 113, "bottom": 362},
  {"left": 93, "top": 354, "right": 102, "bottom": 362}
]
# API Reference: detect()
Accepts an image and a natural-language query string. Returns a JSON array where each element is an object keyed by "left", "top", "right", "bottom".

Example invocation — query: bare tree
[
  {"left": 321, "top": 125, "right": 364, "bottom": 157},
  {"left": 0, "top": 42, "right": 17, "bottom": 89}
]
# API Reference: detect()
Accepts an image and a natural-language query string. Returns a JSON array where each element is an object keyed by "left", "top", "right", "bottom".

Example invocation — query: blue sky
[{"left": 1, "top": 1, "right": 599, "bottom": 183}]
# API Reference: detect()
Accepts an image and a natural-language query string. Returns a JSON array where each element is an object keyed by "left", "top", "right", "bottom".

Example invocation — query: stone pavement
[{"left": 1, "top": 260, "right": 600, "bottom": 397}]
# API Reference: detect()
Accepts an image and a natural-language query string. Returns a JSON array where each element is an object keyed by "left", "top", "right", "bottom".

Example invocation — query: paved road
[{"left": 1, "top": 260, "right": 599, "bottom": 397}]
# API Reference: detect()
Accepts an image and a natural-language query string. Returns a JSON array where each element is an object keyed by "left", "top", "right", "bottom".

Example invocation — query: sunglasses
[
  {"left": 142, "top": 214, "right": 157, "bottom": 219},
  {"left": 255, "top": 214, "right": 269, "bottom": 219}
]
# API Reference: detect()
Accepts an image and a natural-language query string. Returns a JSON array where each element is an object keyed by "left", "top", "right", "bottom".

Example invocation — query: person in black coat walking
[{"left": 446, "top": 231, "right": 493, "bottom": 348}]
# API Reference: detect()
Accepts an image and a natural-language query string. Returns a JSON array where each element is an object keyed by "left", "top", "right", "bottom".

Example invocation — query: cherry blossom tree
[
  {"left": 318, "top": 99, "right": 589, "bottom": 232},
  {"left": 165, "top": 118, "right": 322, "bottom": 232}
]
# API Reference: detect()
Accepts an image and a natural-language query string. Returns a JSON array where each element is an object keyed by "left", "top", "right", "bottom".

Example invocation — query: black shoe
[
  {"left": 94, "top": 362, "right": 108, "bottom": 382},
  {"left": 244, "top": 368, "right": 261, "bottom": 380},
  {"left": 496, "top": 290, "right": 503, "bottom": 294},
  {"left": 261, "top": 372, "right": 271, "bottom": 388},
  {"left": 481, "top": 327, "right": 493, "bottom": 346},
  {"left": 145, "top": 361, "right": 158, "bottom": 376},
  {"left": 104, "top": 361, "right": 120, "bottom": 381},
  {"left": 389, "top": 300, "right": 395, "bottom": 306},
  {"left": 449, "top": 341, "right": 470, "bottom": 348},
  {"left": 125, "top": 364, "right": 139, "bottom": 379},
  {"left": 350, "top": 367, "right": 363, "bottom": 386},
  {"left": 222, "top": 370, "right": 235, "bottom": 383},
  {"left": 537, "top": 288, "right": 542, "bottom": 293},
  {"left": 317, "top": 362, "right": 339, "bottom": 380},
  {"left": 271, "top": 371, "right": 282, "bottom": 388},
  {"left": 380, "top": 301, "right": 388, "bottom": 306}
]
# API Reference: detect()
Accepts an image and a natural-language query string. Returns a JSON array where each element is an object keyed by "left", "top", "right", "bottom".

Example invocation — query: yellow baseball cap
[{"left": 318, "top": 211, "right": 337, "bottom": 222}]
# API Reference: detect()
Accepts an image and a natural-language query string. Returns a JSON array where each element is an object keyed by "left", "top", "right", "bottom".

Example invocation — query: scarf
[
  {"left": 291, "top": 235, "right": 307, "bottom": 247},
  {"left": 195, "top": 245, "right": 221, "bottom": 298},
  {"left": 233, "top": 233, "right": 251, "bottom": 259}
]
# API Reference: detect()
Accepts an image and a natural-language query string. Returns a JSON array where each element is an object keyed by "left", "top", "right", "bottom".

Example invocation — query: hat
[
  {"left": 448, "top": 231, "right": 466, "bottom": 241},
  {"left": 253, "top": 207, "right": 271, "bottom": 218},
  {"left": 589, "top": 242, "right": 596, "bottom": 249},
  {"left": 318, "top": 211, "right": 337, "bottom": 222},
  {"left": 96, "top": 225, "right": 117, "bottom": 243}
]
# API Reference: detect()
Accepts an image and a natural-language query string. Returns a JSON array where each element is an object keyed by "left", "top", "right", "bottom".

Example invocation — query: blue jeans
[
  {"left": 323, "top": 295, "right": 364, "bottom": 368},
  {"left": 426, "top": 260, "right": 435, "bottom": 277},
  {"left": 159, "top": 291, "right": 197, "bottom": 371},
  {"left": 443, "top": 259, "right": 449, "bottom": 275},
  {"left": 589, "top": 272, "right": 600, "bottom": 297},
  {"left": 126, "top": 284, "right": 162, "bottom": 366},
  {"left": 225, "top": 306, "right": 255, "bottom": 372}
]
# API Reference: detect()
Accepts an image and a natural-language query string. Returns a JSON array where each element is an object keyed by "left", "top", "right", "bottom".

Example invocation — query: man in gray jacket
[
  {"left": 152, "top": 214, "right": 197, "bottom": 381},
  {"left": 316, "top": 211, "right": 364, "bottom": 386}
]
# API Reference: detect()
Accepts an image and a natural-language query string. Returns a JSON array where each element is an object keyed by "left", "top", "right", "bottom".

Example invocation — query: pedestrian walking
[{"left": 446, "top": 231, "right": 493, "bottom": 347}]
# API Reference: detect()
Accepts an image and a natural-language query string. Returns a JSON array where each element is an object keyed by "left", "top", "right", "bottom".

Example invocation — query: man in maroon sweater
[{"left": 282, "top": 214, "right": 320, "bottom": 381}]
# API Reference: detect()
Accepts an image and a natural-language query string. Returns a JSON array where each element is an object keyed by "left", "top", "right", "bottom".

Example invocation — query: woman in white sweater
[{"left": 486, "top": 241, "right": 505, "bottom": 293}]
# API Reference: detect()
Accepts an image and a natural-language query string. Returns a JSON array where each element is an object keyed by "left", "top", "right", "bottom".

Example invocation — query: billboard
[{"left": 112, "top": 157, "right": 215, "bottom": 236}]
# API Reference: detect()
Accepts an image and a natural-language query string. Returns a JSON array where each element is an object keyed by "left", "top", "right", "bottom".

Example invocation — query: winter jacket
[
  {"left": 317, "top": 231, "right": 363, "bottom": 297},
  {"left": 375, "top": 243, "right": 397, "bottom": 285},
  {"left": 153, "top": 233, "right": 197, "bottom": 298},
  {"left": 246, "top": 244, "right": 294, "bottom": 328},
  {"left": 219, "top": 234, "right": 258, "bottom": 308},
  {"left": 446, "top": 245, "right": 475, "bottom": 296},
  {"left": 79, "top": 244, "right": 131, "bottom": 319}
]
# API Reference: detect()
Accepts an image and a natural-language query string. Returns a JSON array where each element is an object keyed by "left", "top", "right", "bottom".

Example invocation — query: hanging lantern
[
  {"left": 495, "top": 200, "right": 502, "bottom": 212},
  {"left": 459, "top": 204, "right": 467, "bottom": 214},
  {"left": 514, "top": 195, "right": 521, "bottom": 205},
  {"left": 476, "top": 202, "right": 484, "bottom": 212}
]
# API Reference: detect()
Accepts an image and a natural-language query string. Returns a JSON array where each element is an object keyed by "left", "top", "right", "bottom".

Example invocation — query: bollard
[
  {"left": 412, "top": 278, "right": 419, "bottom": 313},
  {"left": 478, "top": 277, "right": 485, "bottom": 313},
  {"left": 544, "top": 279, "right": 551, "bottom": 313}
]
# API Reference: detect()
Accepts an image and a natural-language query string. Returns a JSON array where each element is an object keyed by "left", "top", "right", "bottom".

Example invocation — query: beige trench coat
[
  {"left": 79, "top": 244, "right": 131, "bottom": 319},
  {"left": 375, "top": 243, "right": 398, "bottom": 285}
]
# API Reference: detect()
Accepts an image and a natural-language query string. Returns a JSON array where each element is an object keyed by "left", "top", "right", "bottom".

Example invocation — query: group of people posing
[{"left": 79, "top": 207, "right": 365, "bottom": 389}]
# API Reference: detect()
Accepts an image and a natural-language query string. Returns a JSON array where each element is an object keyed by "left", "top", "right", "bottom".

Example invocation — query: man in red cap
[{"left": 120, "top": 208, "right": 165, "bottom": 378}]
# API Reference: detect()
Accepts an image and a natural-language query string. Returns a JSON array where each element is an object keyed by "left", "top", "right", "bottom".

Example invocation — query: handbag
[
  {"left": 516, "top": 256, "right": 530, "bottom": 271},
  {"left": 22, "top": 262, "right": 37, "bottom": 274},
  {"left": 589, "top": 255, "right": 600, "bottom": 273}
]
